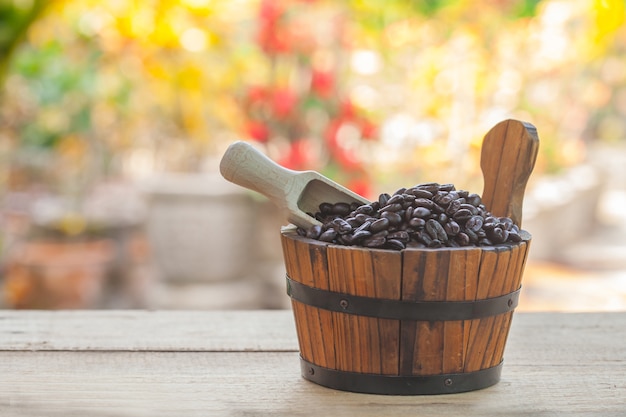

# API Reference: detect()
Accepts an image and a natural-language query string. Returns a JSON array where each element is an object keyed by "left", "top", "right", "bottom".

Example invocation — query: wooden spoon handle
[
  {"left": 480, "top": 119, "right": 539, "bottom": 228},
  {"left": 220, "top": 141, "right": 294, "bottom": 204}
]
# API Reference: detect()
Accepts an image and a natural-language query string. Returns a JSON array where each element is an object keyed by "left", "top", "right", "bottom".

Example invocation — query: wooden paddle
[
  {"left": 480, "top": 119, "right": 539, "bottom": 228},
  {"left": 220, "top": 141, "right": 369, "bottom": 230}
]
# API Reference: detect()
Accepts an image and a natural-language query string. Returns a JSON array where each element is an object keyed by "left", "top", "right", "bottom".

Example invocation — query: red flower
[
  {"left": 246, "top": 121, "right": 270, "bottom": 143},
  {"left": 347, "top": 178, "right": 372, "bottom": 200},
  {"left": 310, "top": 69, "right": 335, "bottom": 98},
  {"left": 278, "top": 139, "right": 315, "bottom": 170},
  {"left": 360, "top": 120, "right": 378, "bottom": 140},
  {"left": 271, "top": 88, "right": 298, "bottom": 118}
]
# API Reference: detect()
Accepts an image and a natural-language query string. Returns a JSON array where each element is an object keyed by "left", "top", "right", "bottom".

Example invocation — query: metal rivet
[
  {"left": 508, "top": 298, "right": 513, "bottom": 307},
  {"left": 444, "top": 378, "right": 453, "bottom": 386},
  {"left": 308, "top": 367, "right": 315, "bottom": 375},
  {"left": 339, "top": 299, "right": 349, "bottom": 309}
]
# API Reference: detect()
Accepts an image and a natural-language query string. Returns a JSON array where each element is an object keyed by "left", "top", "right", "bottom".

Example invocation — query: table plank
[
  {"left": 0, "top": 310, "right": 297, "bottom": 352},
  {"left": 1, "top": 311, "right": 625, "bottom": 416},
  {"left": 1, "top": 350, "right": 624, "bottom": 417}
]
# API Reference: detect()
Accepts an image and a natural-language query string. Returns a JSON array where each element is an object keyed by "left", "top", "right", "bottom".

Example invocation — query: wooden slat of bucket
[
  {"left": 400, "top": 250, "right": 449, "bottom": 376},
  {"left": 488, "top": 240, "right": 531, "bottom": 368},
  {"left": 463, "top": 247, "right": 500, "bottom": 373},
  {"left": 327, "top": 246, "right": 402, "bottom": 375},
  {"left": 280, "top": 232, "right": 336, "bottom": 369},
  {"left": 445, "top": 248, "right": 482, "bottom": 374},
  {"left": 482, "top": 244, "right": 519, "bottom": 369}
]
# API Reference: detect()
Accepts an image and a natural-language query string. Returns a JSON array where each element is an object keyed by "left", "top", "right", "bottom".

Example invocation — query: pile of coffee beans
[{"left": 297, "top": 183, "right": 524, "bottom": 250}]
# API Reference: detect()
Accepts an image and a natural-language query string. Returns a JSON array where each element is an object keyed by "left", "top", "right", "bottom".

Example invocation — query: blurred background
[{"left": 0, "top": 0, "right": 625, "bottom": 311}]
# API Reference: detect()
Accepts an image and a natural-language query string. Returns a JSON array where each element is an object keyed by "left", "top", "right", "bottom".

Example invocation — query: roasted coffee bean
[
  {"left": 387, "top": 194, "right": 404, "bottom": 205},
  {"left": 465, "top": 228, "right": 479, "bottom": 243},
  {"left": 413, "top": 198, "right": 435, "bottom": 209},
  {"left": 332, "top": 202, "right": 352, "bottom": 216},
  {"left": 488, "top": 227, "right": 509, "bottom": 243},
  {"left": 351, "top": 230, "right": 372, "bottom": 243},
  {"left": 370, "top": 217, "right": 390, "bottom": 233},
  {"left": 456, "top": 232, "right": 470, "bottom": 246},
  {"left": 382, "top": 211, "right": 403, "bottom": 225},
  {"left": 355, "top": 204, "right": 375, "bottom": 215},
  {"left": 386, "top": 239, "right": 406, "bottom": 250},
  {"left": 444, "top": 220, "right": 461, "bottom": 236},
  {"left": 418, "top": 182, "right": 442, "bottom": 193},
  {"left": 446, "top": 199, "right": 462, "bottom": 216},
  {"left": 483, "top": 216, "right": 498, "bottom": 230},
  {"left": 354, "top": 213, "right": 370, "bottom": 224},
  {"left": 299, "top": 183, "right": 524, "bottom": 250},
  {"left": 416, "top": 231, "right": 433, "bottom": 246},
  {"left": 319, "top": 228, "right": 337, "bottom": 242},
  {"left": 499, "top": 217, "right": 514, "bottom": 231},
  {"left": 346, "top": 217, "right": 360, "bottom": 228},
  {"left": 407, "top": 188, "right": 433, "bottom": 199},
  {"left": 380, "top": 203, "right": 403, "bottom": 213},
  {"left": 466, "top": 215, "right": 484, "bottom": 232},
  {"left": 319, "top": 202, "right": 334, "bottom": 214},
  {"left": 426, "top": 219, "right": 448, "bottom": 242},
  {"left": 388, "top": 230, "right": 410, "bottom": 243},
  {"left": 363, "top": 235, "right": 386, "bottom": 248},
  {"left": 306, "top": 224, "right": 322, "bottom": 239},
  {"left": 413, "top": 207, "right": 432, "bottom": 218},
  {"left": 453, "top": 209, "right": 473, "bottom": 223},
  {"left": 331, "top": 218, "right": 352, "bottom": 234},
  {"left": 508, "top": 230, "right": 522, "bottom": 242},
  {"left": 378, "top": 193, "right": 391, "bottom": 206},
  {"left": 405, "top": 206, "right": 414, "bottom": 221},
  {"left": 409, "top": 217, "right": 426, "bottom": 228},
  {"left": 466, "top": 193, "right": 482, "bottom": 206},
  {"left": 459, "top": 204, "right": 479, "bottom": 215},
  {"left": 354, "top": 220, "right": 372, "bottom": 234}
]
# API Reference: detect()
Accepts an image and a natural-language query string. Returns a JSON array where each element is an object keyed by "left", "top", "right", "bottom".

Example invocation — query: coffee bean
[
  {"left": 407, "top": 188, "right": 434, "bottom": 199},
  {"left": 380, "top": 203, "right": 403, "bottom": 213},
  {"left": 387, "top": 194, "right": 404, "bottom": 205},
  {"left": 426, "top": 219, "right": 448, "bottom": 242},
  {"left": 319, "top": 202, "right": 334, "bottom": 214},
  {"left": 378, "top": 193, "right": 391, "bottom": 206},
  {"left": 388, "top": 230, "right": 410, "bottom": 243},
  {"left": 319, "top": 228, "right": 337, "bottom": 242},
  {"left": 351, "top": 230, "right": 373, "bottom": 243},
  {"left": 409, "top": 217, "right": 426, "bottom": 228},
  {"left": 466, "top": 215, "right": 484, "bottom": 232},
  {"left": 331, "top": 218, "right": 352, "bottom": 234},
  {"left": 332, "top": 202, "right": 352, "bottom": 216},
  {"left": 444, "top": 220, "right": 461, "bottom": 236},
  {"left": 363, "top": 236, "right": 386, "bottom": 248},
  {"left": 370, "top": 217, "right": 390, "bottom": 233},
  {"left": 382, "top": 211, "right": 403, "bottom": 226},
  {"left": 299, "top": 183, "right": 525, "bottom": 250},
  {"left": 453, "top": 209, "right": 473, "bottom": 223},
  {"left": 306, "top": 224, "right": 322, "bottom": 239},
  {"left": 413, "top": 207, "right": 432, "bottom": 218}
]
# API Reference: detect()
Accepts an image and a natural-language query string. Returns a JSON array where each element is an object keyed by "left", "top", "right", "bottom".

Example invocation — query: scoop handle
[
  {"left": 480, "top": 119, "right": 539, "bottom": 228},
  {"left": 220, "top": 141, "right": 294, "bottom": 208}
]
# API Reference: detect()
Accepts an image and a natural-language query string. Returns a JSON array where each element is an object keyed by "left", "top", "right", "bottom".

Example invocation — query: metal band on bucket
[
  {"left": 286, "top": 275, "right": 520, "bottom": 321},
  {"left": 300, "top": 357, "right": 503, "bottom": 395}
]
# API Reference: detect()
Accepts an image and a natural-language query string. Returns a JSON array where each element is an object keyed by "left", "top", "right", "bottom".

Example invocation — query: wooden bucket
[{"left": 280, "top": 120, "right": 539, "bottom": 395}]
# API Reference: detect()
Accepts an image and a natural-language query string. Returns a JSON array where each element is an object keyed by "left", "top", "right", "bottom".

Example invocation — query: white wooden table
[{"left": 1, "top": 310, "right": 625, "bottom": 416}]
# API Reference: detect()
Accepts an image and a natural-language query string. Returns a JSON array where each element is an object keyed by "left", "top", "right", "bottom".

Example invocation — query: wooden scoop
[
  {"left": 480, "top": 119, "right": 540, "bottom": 228},
  {"left": 219, "top": 141, "right": 370, "bottom": 230}
]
